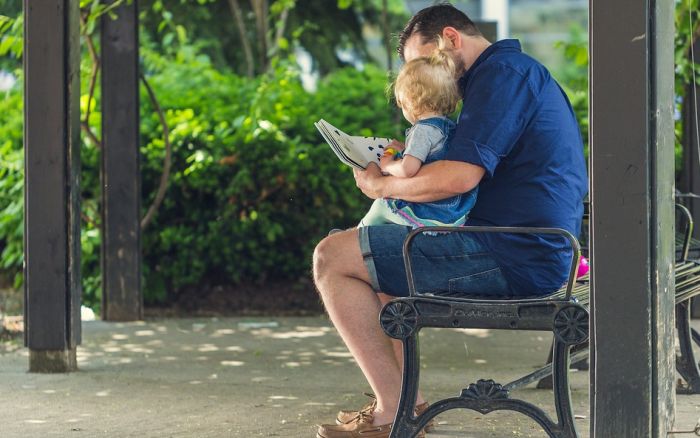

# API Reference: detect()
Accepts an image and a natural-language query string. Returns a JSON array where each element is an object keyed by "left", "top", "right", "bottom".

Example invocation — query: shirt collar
[{"left": 457, "top": 39, "right": 522, "bottom": 90}]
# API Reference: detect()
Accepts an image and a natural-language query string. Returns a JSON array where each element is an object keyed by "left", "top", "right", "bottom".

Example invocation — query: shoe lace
[{"left": 350, "top": 403, "right": 375, "bottom": 425}]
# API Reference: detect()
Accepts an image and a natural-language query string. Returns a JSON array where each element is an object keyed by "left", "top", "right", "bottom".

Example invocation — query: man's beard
[{"left": 452, "top": 53, "right": 466, "bottom": 76}]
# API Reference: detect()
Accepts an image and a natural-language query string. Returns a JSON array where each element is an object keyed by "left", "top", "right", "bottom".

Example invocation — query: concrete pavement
[{"left": 0, "top": 316, "right": 698, "bottom": 437}]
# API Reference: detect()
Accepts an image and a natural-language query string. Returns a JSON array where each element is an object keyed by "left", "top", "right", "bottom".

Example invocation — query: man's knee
[
  {"left": 312, "top": 228, "right": 366, "bottom": 287},
  {"left": 312, "top": 236, "right": 334, "bottom": 287}
]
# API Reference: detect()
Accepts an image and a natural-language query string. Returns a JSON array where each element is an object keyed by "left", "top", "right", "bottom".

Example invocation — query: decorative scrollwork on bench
[
  {"left": 380, "top": 301, "right": 418, "bottom": 339},
  {"left": 553, "top": 304, "right": 589, "bottom": 345},
  {"left": 460, "top": 379, "right": 510, "bottom": 401}
]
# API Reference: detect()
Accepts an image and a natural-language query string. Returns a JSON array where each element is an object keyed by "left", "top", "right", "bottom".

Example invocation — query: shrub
[
  {"left": 136, "top": 54, "right": 398, "bottom": 302},
  {"left": 0, "top": 88, "right": 23, "bottom": 290}
]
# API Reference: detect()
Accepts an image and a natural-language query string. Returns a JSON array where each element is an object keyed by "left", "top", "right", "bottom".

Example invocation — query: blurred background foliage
[
  {"left": 0, "top": 0, "right": 698, "bottom": 312},
  {"left": 0, "top": 0, "right": 406, "bottom": 311}
]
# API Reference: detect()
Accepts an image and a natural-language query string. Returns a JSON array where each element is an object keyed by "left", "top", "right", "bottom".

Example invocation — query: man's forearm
[
  {"left": 378, "top": 160, "right": 484, "bottom": 202},
  {"left": 383, "top": 178, "right": 456, "bottom": 202}
]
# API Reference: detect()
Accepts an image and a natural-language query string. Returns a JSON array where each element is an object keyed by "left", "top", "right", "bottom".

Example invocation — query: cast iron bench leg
[
  {"left": 389, "top": 333, "right": 425, "bottom": 438},
  {"left": 537, "top": 343, "right": 555, "bottom": 389},
  {"left": 551, "top": 339, "right": 578, "bottom": 438},
  {"left": 692, "top": 327, "right": 700, "bottom": 347},
  {"left": 537, "top": 339, "right": 589, "bottom": 389},
  {"left": 676, "top": 300, "right": 700, "bottom": 393}
]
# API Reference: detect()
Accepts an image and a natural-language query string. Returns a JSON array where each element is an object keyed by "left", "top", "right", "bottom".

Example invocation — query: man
[{"left": 313, "top": 4, "right": 588, "bottom": 437}]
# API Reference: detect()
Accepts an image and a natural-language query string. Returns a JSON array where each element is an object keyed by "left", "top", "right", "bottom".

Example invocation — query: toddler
[{"left": 359, "top": 44, "right": 477, "bottom": 228}]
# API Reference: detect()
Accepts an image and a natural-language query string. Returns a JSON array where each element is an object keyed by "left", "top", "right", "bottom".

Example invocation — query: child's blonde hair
[{"left": 393, "top": 38, "right": 460, "bottom": 120}]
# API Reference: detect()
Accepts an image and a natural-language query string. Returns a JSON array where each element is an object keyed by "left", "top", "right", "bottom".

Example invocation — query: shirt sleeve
[
  {"left": 445, "top": 62, "right": 541, "bottom": 178},
  {"left": 403, "top": 124, "right": 442, "bottom": 163}
]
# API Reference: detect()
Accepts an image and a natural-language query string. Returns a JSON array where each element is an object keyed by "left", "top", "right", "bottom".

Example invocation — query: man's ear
[{"left": 442, "top": 27, "right": 463, "bottom": 50}]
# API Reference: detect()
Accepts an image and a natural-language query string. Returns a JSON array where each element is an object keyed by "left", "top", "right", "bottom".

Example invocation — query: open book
[{"left": 315, "top": 119, "right": 392, "bottom": 170}]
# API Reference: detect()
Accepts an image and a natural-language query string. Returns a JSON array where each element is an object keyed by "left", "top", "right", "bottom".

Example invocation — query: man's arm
[{"left": 353, "top": 159, "right": 485, "bottom": 202}]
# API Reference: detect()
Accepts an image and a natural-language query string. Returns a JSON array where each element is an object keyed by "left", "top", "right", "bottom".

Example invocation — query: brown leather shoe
[
  {"left": 318, "top": 410, "right": 425, "bottom": 438},
  {"left": 335, "top": 393, "right": 377, "bottom": 425},
  {"left": 335, "top": 394, "right": 434, "bottom": 433}
]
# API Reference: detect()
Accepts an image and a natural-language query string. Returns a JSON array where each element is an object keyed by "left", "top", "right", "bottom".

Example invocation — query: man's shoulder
[{"left": 475, "top": 50, "right": 551, "bottom": 91}]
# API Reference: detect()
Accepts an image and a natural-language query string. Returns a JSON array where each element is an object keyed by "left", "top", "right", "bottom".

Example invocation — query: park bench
[{"left": 378, "top": 203, "right": 700, "bottom": 438}]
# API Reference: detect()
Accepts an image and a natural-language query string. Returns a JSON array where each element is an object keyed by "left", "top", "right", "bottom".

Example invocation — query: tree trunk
[
  {"left": 250, "top": 0, "right": 269, "bottom": 71},
  {"left": 382, "top": 0, "right": 392, "bottom": 71},
  {"left": 269, "top": 4, "right": 290, "bottom": 59},
  {"left": 227, "top": 0, "right": 255, "bottom": 77}
]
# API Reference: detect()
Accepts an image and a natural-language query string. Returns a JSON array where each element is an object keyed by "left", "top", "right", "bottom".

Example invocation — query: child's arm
[{"left": 379, "top": 153, "right": 423, "bottom": 178}]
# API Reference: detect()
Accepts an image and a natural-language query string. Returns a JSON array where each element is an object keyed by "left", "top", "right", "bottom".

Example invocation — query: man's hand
[{"left": 353, "top": 163, "right": 384, "bottom": 200}]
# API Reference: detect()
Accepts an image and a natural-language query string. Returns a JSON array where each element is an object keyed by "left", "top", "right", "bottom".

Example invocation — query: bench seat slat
[{"left": 546, "top": 260, "right": 700, "bottom": 309}]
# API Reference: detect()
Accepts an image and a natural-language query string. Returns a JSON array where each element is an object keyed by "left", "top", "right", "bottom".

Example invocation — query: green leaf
[
  {"left": 176, "top": 25, "right": 187, "bottom": 44},
  {"left": 277, "top": 37, "right": 289, "bottom": 51}
]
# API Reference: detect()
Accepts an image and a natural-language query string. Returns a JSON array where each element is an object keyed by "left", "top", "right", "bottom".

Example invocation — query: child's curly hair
[{"left": 393, "top": 38, "right": 461, "bottom": 120}]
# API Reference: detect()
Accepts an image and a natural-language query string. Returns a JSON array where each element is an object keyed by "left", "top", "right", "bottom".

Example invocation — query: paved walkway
[{"left": 1, "top": 317, "right": 699, "bottom": 437}]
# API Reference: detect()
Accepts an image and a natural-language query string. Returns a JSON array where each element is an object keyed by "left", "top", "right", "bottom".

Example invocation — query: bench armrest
[
  {"left": 402, "top": 226, "right": 581, "bottom": 300},
  {"left": 676, "top": 203, "right": 694, "bottom": 262},
  {"left": 675, "top": 190, "right": 700, "bottom": 200}
]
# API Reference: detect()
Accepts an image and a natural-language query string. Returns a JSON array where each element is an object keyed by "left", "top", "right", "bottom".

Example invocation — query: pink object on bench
[{"left": 577, "top": 256, "right": 589, "bottom": 278}]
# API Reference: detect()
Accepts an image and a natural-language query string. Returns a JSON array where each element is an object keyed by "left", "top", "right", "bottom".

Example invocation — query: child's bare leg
[{"left": 359, "top": 199, "right": 407, "bottom": 227}]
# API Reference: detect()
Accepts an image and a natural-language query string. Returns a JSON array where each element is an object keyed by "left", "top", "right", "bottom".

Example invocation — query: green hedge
[
  {"left": 0, "top": 48, "right": 403, "bottom": 309},
  {"left": 0, "top": 89, "right": 23, "bottom": 290},
  {"left": 137, "top": 53, "right": 400, "bottom": 304}
]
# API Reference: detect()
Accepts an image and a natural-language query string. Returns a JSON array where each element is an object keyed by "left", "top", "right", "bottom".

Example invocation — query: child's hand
[
  {"left": 379, "top": 154, "right": 394, "bottom": 173},
  {"left": 384, "top": 147, "right": 400, "bottom": 157},
  {"left": 386, "top": 139, "right": 405, "bottom": 152}
]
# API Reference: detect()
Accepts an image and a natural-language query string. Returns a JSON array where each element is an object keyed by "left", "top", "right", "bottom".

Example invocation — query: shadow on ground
[{"left": 1, "top": 317, "right": 699, "bottom": 437}]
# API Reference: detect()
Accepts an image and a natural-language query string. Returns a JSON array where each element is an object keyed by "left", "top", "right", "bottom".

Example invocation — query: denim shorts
[{"left": 358, "top": 224, "right": 513, "bottom": 298}]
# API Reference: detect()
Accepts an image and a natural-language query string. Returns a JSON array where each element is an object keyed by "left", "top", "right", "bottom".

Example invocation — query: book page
[
  {"left": 348, "top": 135, "right": 392, "bottom": 166},
  {"left": 314, "top": 122, "right": 363, "bottom": 169},
  {"left": 315, "top": 119, "right": 391, "bottom": 169}
]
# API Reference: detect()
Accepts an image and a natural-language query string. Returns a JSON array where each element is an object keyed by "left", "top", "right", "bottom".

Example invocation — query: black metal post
[
  {"left": 100, "top": 0, "right": 142, "bottom": 321},
  {"left": 23, "top": 0, "right": 81, "bottom": 372},
  {"left": 590, "top": 0, "right": 675, "bottom": 435}
]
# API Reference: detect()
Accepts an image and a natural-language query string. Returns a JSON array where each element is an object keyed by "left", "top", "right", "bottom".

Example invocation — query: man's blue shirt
[{"left": 445, "top": 39, "right": 588, "bottom": 295}]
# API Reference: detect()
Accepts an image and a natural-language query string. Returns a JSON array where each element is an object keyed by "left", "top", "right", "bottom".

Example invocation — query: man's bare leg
[{"left": 313, "top": 228, "right": 424, "bottom": 425}]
